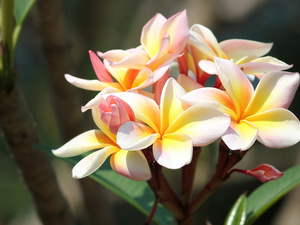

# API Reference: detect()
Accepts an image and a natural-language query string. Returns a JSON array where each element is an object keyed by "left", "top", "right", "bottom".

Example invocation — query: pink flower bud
[
  {"left": 99, "top": 96, "right": 135, "bottom": 134},
  {"left": 246, "top": 164, "right": 283, "bottom": 183}
]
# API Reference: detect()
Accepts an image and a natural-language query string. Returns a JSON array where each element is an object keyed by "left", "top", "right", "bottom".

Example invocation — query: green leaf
[
  {"left": 246, "top": 164, "right": 300, "bottom": 225},
  {"left": 14, "top": 0, "right": 35, "bottom": 25},
  {"left": 37, "top": 144, "right": 173, "bottom": 225},
  {"left": 225, "top": 193, "right": 247, "bottom": 225},
  {"left": 13, "top": 0, "right": 36, "bottom": 51}
]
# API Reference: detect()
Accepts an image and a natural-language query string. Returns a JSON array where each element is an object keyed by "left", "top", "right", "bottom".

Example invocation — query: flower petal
[
  {"left": 199, "top": 60, "right": 217, "bottom": 74},
  {"left": 246, "top": 164, "right": 283, "bottom": 183},
  {"left": 89, "top": 51, "right": 113, "bottom": 82},
  {"left": 246, "top": 108, "right": 300, "bottom": 148},
  {"left": 215, "top": 57, "right": 254, "bottom": 118},
  {"left": 244, "top": 72, "right": 300, "bottom": 117},
  {"left": 107, "top": 92, "right": 160, "bottom": 132},
  {"left": 166, "top": 104, "right": 231, "bottom": 146},
  {"left": 81, "top": 87, "right": 122, "bottom": 112},
  {"left": 160, "top": 10, "right": 189, "bottom": 55},
  {"left": 52, "top": 130, "right": 116, "bottom": 157},
  {"left": 190, "top": 24, "right": 223, "bottom": 57},
  {"left": 153, "top": 133, "right": 192, "bottom": 169},
  {"left": 160, "top": 78, "right": 189, "bottom": 134},
  {"left": 98, "top": 49, "right": 130, "bottom": 62},
  {"left": 65, "top": 74, "right": 113, "bottom": 91},
  {"left": 141, "top": 13, "right": 166, "bottom": 58},
  {"left": 110, "top": 51, "right": 150, "bottom": 70},
  {"left": 219, "top": 39, "right": 273, "bottom": 62},
  {"left": 117, "top": 121, "right": 160, "bottom": 150},
  {"left": 72, "top": 146, "right": 119, "bottom": 179},
  {"left": 110, "top": 150, "right": 151, "bottom": 181},
  {"left": 177, "top": 74, "right": 203, "bottom": 92},
  {"left": 180, "top": 87, "right": 237, "bottom": 120},
  {"left": 222, "top": 120, "right": 258, "bottom": 150}
]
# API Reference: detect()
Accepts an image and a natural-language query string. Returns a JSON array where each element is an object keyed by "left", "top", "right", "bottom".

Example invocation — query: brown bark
[
  {"left": 0, "top": 84, "right": 72, "bottom": 225},
  {"left": 36, "top": 0, "right": 115, "bottom": 224}
]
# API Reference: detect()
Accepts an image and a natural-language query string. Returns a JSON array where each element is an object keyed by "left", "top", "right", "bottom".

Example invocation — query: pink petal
[
  {"left": 177, "top": 74, "right": 203, "bottom": 93},
  {"left": 110, "top": 150, "right": 151, "bottom": 181},
  {"left": 239, "top": 62, "right": 292, "bottom": 78},
  {"left": 219, "top": 39, "right": 273, "bottom": 62},
  {"left": 72, "top": 146, "right": 119, "bottom": 179},
  {"left": 160, "top": 10, "right": 189, "bottom": 55},
  {"left": 52, "top": 130, "right": 116, "bottom": 157},
  {"left": 190, "top": 24, "right": 223, "bottom": 57},
  {"left": 246, "top": 108, "right": 300, "bottom": 148},
  {"left": 154, "top": 69, "right": 169, "bottom": 105},
  {"left": 117, "top": 121, "right": 160, "bottom": 150},
  {"left": 153, "top": 133, "right": 193, "bottom": 169},
  {"left": 141, "top": 13, "right": 167, "bottom": 58},
  {"left": 106, "top": 92, "right": 160, "bottom": 132},
  {"left": 89, "top": 51, "right": 113, "bottom": 82},
  {"left": 246, "top": 164, "right": 283, "bottom": 183},
  {"left": 244, "top": 72, "right": 300, "bottom": 117},
  {"left": 222, "top": 120, "right": 258, "bottom": 150}
]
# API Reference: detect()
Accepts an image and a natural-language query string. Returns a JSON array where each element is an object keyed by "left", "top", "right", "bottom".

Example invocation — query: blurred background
[{"left": 1, "top": 0, "right": 300, "bottom": 224}]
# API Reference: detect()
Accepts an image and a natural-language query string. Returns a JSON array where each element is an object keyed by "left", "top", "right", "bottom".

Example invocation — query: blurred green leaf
[
  {"left": 37, "top": 144, "right": 173, "bottom": 225},
  {"left": 225, "top": 193, "right": 247, "bottom": 225},
  {"left": 246, "top": 164, "right": 300, "bottom": 225},
  {"left": 14, "top": 0, "right": 35, "bottom": 25},
  {"left": 13, "top": 0, "right": 36, "bottom": 51}
]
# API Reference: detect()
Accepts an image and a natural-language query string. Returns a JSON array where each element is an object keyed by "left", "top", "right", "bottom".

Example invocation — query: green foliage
[
  {"left": 225, "top": 193, "right": 247, "bottom": 225},
  {"left": 37, "top": 145, "right": 173, "bottom": 225},
  {"left": 245, "top": 165, "right": 300, "bottom": 225},
  {"left": 13, "top": 0, "right": 36, "bottom": 51}
]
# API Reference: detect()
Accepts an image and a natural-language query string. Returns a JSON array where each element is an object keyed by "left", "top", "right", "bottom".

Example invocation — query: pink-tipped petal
[
  {"left": 107, "top": 92, "right": 160, "bottom": 132},
  {"left": 166, "top": 104, "right": 231, "bottom": 146},
  {"left": 98, "top": 50, "right": 130, "bottom": 62},
  {"left": 146, "top": 32, "right": 171, "bottom": 65},
  {"left": 153, "top": 133, "right": 192, "bottom": 169},
  {"left": 177, "top": 74, "right": 203, "bottom": 93},
  {"left": 81, "top": 87, "right": 122, "bottom": 112},
  {"left": 65, "top": 74, "right": 108, "bottom": 91},
  {"left": 190, "top": 24, "right": 223, "bottom": 57},
  {"left": 141, "top": 13, "right": 167, "bottom": 58},
  {"left": 244, "top": 72, "right": 300, "bottom": 117},
  {"left": 160, "top": 10, "right": 189, "bottom": 55},
  {"left": 72, "top": 146, "right": 119, "bottom": 179},
  {"left": 222, "top": 120, "right": 258, "bottom": 150},
  {"left": 110, "top": 51, "right": 150, "bottom": 70},
  {"left": 154, "top": 69, "right": 170, "bottom": 105},
  {"left": 52, "top": 130, "right": 116, "bottom": 157},
  {"left": 246, "top": 108, "right": 300, "bottom": 148},
  {"left": 246, "top": 164, "right": 283, "bottom": 183},
  {"left": 89, "top": 51, "right": 113, "bottom": 82},
  {"left": 117, "top": 121, "right": 160, "bottom": 150},
  {"left": 219, "top": 39, "right": 273, "bottom": 62},
  {"left": 110, "top": 150, "right": 151, "bottom": 181}
]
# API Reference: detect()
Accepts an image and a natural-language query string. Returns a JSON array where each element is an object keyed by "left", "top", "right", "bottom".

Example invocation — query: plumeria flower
[
  {"left": 181, "top": 57, "right": 300, "bottom": 150},
  {"left": 65, "top": 51, "right": 169, "bottom": 94},
  {"left": 52, "top": 97, "right": 151, "bottom": 181},
  {"left": 108, "top": 78, "right": 230, "bottom": 169},
  {"left": 188, "top": 24, "right": 291, "bottom": 85},
  {"left": 98, "top": 10, "right": 189, "bottom": 74}
]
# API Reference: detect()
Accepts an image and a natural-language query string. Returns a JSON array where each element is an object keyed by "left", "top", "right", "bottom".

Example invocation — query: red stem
[{"left": 144, "top": 200, "right": 158, "bottom": 225}]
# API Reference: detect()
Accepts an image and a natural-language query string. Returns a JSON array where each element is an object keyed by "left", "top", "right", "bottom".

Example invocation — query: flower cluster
[{"left": 53, "top": 10, "right": 300, "bottom": 183}]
